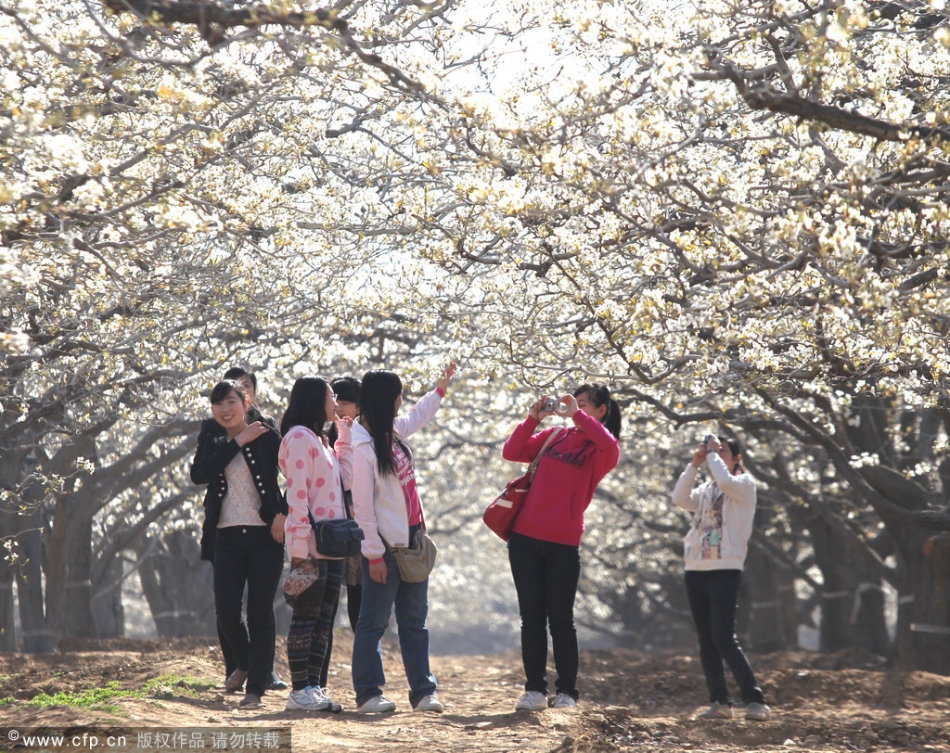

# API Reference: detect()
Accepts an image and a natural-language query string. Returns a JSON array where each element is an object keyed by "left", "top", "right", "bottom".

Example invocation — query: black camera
[{"left": 703, "top": 434, "right": 714, "bottom": 448}]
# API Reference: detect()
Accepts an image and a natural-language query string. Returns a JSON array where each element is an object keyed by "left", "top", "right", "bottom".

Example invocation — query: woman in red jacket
[{"left": 502, "top": 383, "right": 621, "bottom": 712}]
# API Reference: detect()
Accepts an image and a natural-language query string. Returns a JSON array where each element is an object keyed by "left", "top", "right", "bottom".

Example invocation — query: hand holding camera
[
  {"left": 691, "top": 434, "right": 720, "bottom": 468},
  {"left": 531, "top": 395, "right": 571, "bottom": 421}
]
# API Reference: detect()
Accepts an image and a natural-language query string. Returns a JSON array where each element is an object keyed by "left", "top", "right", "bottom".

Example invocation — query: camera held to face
[{"left": 543, "top": 397, "right": 567, "bottom": 414}]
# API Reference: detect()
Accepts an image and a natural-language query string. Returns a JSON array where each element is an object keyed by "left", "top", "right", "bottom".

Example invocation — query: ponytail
[{"left": 574, "top": 383, "right": 622, "bottom": 439}]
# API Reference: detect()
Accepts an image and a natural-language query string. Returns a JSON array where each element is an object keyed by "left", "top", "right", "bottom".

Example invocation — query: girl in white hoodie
[
  {"left": 672, "top": 435, "right": 771, "bottom": 722},
  {"left": 340, "top": 364, "right": 456, "bottom": 715}
]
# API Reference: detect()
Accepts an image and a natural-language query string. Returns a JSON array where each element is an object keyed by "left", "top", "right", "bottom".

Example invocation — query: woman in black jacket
[
  {"left": 195, "top": 367, "right": 286, "bottom": 691},
  {"left": 190, "top": 379, "right": 287, "bottom": 708}
]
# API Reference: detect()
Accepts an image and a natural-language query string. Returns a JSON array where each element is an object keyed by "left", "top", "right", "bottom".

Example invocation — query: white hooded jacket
[
  {"left": 338, "top": 388, "right": 444, "bottom": 561},
  {"left": 671, "top": 451, "right": 757, "bottom": 571}
]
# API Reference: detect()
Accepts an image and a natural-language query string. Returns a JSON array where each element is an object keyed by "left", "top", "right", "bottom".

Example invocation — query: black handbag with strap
[{"left": 310, "top": 474, "right": 364, "bottom": 557}]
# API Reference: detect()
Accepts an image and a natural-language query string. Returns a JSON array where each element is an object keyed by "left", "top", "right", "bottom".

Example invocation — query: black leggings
[
  {"left": 685, "top": 569, "right": 765, "bottom": 705},
  {"left": 286, "top": 559, "right": 343, "bottom": 691},
  {"left": 508, "top": 533, "right": 581, "bottom": 700}
]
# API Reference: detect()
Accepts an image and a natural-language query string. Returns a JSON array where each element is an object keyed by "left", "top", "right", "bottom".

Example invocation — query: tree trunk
[
  {"left": 809, "top": 509, "right": 890, "bottom": 655},
  {"left": 810, "top": 514, "right": 853, "bottom": 652},
  {"left": 850, "top": 576, "right": 891, "bottom": 657},
  {"left": 62, "top": 513, "right": 100, "bottom": 641},
  {"left": 137, "top": 530, "right": 216, "bottom": 638},
  {"left": 897, "top": 531, "right": 950, "bottom": 674},
  {"left": 16, "top": 525, "right": 56, "bottom": 653},
  {"left": 92, "top": 556, "right": 126, "bottom": 639},
  {"left": 741, "top": 541, "right": 792, "bottom": 652},
  {"left": 0, "top": 546, "right": 16, "bottom": 651},
  {"left": 46, "top": 494, "right": 99, "bottom": 643}
]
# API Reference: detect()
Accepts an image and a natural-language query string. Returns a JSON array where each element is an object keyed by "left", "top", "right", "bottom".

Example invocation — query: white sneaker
[
  {"left": 414, "top": 694, "right": 444, "bottom": 713},
  {"left": 357, "top": 695, "right": 397, "bottom": 713},
  {"left": 285, "top": 686, "right": 331, "bottom": 712},
  {"left": 550, "top": 693, "right": 576, "bottom": 708},
  {"left": 745, "top": 702, "right": 771, "bottom": 721},
  {"left": 310, "top": 686, "right": 345, "bottom": 713},
  {"left": 515, "top": 690, "right": 547, "bottom": 711}
]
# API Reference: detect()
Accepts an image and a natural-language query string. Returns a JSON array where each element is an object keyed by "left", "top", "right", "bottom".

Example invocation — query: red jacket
[{"left": 502, "top": 410, "right": 620, "bottom": 546}]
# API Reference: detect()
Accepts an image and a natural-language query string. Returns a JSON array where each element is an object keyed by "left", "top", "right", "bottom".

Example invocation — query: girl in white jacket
[
  {"left": 672, "top": 435, "right": 771, "bottom": 722},
  {"left": 338, "top": 364, "right": 455, "bottom": 715}
]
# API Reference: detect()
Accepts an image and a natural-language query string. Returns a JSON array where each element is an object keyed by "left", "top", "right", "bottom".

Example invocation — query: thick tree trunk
[
  {"left": 741, "top": 542, "right": 793, "bottom": 652},
  {"left": 809, "top": 511, "right": 890, "bottom": 655},
  {"left": 46, "top": 495, "right": 99, "bottom": 643},
  {"left": 850, "top": 577, "right": 891, "bottom": 657},
  {"left": 137, "top": 530, "right": 216, "bottom": 638},
  {"left": 897, "top": 531, "right": 950, "bottom": 674},
  {"left": 62, "top": 524, "right": 100, "bottom": 640},
  {"left": 0, "top": 474, "right": 20, "bottom": 650}
]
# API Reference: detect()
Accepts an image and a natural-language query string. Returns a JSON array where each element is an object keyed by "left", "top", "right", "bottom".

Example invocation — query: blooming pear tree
[
  {"left": 391, "top": 0, "right": 950, "bottom": 665},
  {"left": 3, "top": 0, "right": 950, "bottom": 669}
]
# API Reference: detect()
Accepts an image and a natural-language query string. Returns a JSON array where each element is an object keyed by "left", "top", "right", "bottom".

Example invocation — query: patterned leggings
[{"left": 287, "top": 559, "right": 343, "bottom": 691}]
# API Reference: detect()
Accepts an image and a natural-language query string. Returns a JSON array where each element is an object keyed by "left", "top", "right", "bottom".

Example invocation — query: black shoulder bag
[{"left": 310, "top": 479, "right": 364, "bottom": 558}]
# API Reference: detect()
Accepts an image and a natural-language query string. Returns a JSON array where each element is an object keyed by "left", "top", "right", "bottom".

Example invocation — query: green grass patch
[
  {"left": 26, "top": 675, "right": 216, "bottom": 710},
  {"left": 28, "top": 681, "right": 128, "bottom": 712},
  {"left": 142, "top": 675, "right": 217, "bottom": 698}
]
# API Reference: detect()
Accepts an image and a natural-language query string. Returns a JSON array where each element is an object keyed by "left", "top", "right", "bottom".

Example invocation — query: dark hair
[
  {"left": 722, "top": 436, "right": 743, "bottom": 474},
  {"left": 332, "top": 376, "right": 361, "bottom": 404},
  {"left": 328, "top": 376, "right": 361, "bottom": 448},
  {"left": 210, "top": 379, "right": 247, "bottom": 405},
  {"left": 573, "top": 383, "right": 622, "bottom": 439},
  {"left": 359, "top": 370, "right": 403, "bottom": 475},
  {"left": 280, "top": 378, "right": 331, "bottom": 436},
  {"left": 223, "top": 367, "right": 257, "bottom": 391}
]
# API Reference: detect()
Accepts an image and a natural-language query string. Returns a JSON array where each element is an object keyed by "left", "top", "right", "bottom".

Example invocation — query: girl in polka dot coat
[{"left": 278, "top": 377, "right": 353, "bottom": 712}]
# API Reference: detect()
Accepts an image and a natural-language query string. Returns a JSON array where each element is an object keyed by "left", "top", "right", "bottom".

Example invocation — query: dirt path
[{"left": 2, "top": 636, "right": 949, "bottom": 752}]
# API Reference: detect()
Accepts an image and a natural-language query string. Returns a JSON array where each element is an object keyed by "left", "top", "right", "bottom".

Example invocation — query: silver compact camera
[{"left": 542, "top": 397, "right": 559, "bottom": 413}]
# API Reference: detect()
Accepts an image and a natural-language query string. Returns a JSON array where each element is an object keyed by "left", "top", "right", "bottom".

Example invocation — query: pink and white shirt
[{"left": 279, "top": 425, "right": 347, "bottom": 560}]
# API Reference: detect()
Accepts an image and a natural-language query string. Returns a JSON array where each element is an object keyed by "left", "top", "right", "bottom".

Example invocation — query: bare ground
[{"left": 1, "top": 633, "right": 949, "bottom": 752}]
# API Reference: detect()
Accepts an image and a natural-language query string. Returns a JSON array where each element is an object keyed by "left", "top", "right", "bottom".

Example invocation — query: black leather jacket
[{"left": 190, "top": 417, "right": 287, "bottom": 561}]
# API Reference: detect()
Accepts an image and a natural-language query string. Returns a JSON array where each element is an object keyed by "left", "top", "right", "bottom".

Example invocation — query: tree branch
[
  {"left": 104, "top": 0, "right": 429, "bottom": 94},
  {"left": 711, "top": 59, "right": 950, "bottom": 143}
]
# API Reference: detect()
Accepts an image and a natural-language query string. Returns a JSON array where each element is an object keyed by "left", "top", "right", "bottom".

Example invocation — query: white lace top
[{"left": 218, "top": 451, "right": 266, "bottom": 528}]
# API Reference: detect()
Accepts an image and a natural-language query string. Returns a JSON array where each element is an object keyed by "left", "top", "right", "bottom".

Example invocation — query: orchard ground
[{"left": 1, "top": 633, "right": 949, "bottom": 753}]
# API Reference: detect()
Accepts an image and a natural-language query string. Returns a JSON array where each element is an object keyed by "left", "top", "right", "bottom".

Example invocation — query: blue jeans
[
  {"left": 352, "top": 545, "right": 436, "bottom": 708},
  {"left": 685, "top": 569, "right": 766, "bottom": 705},
  {"left": 508, "top": 533, "right": 581, "bottom": 700},
  {"left": 213, "top": 526, "right": 284, "bottom": 697}
]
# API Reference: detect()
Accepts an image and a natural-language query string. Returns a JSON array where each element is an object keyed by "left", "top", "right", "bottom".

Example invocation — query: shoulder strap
[{"left": 527, "top": 428, "right": 564, "bottom": 482}]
